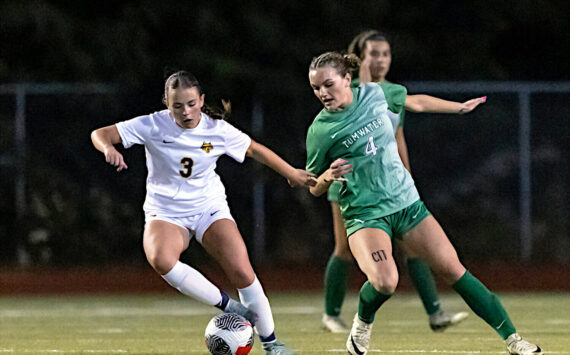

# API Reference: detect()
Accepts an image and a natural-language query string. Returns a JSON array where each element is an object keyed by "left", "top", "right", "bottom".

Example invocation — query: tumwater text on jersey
[{"left": 341, "top": 117, "right": 384, "bottom": 149}]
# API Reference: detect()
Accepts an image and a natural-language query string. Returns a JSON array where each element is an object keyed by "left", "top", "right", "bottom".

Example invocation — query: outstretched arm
[
  {"left": 91, "top": 125, "right": 128, "bottom": 171},
  {"left": 246, "top": 139, "right": 316, "bottom": 188},
  {"left": 405, "top": 95, "right": 486, "bottom": 114},
  {"left": 309, "top": 158, "right": 352, "bottom": 197}
]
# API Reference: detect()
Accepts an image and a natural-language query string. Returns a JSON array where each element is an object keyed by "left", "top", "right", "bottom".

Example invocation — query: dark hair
[
  {"left": 309, "top": 51, "right": 360, "bottom": 77},
  {"left": 347, "top": 30, "right": 389, "bottom": 59},
  {"left": 163, "top": 70, "right": 230, "bottom": 120}
]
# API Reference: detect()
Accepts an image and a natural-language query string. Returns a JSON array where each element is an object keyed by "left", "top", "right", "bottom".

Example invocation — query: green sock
[
  {"left": 324, "top": 254, "right": 351, "bottom": 317},
  {"left": 407, "top": 258, "right": 440, "bottom": 315},
  {"left": 453, "top": 270, "right": 516, "bottom": 339},
  {"left": 358, "top": 281, "right": 392, "bottom": 323}
]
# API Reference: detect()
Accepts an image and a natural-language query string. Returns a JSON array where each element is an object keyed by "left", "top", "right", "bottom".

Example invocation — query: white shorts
[{"left": 144, "top": 200, "right": 235, "bottom": 244}]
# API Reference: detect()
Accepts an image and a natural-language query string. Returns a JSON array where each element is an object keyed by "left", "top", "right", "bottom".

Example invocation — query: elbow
[
  {"left": 407, "top": 103, "right": 424, "bottom": 113},
  {"left": 90, "top": 129, "right": 99, "bottom": 143}
]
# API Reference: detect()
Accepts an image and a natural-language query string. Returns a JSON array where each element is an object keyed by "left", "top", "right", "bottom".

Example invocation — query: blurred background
[{"left": 1, "top": 0, "right": 569, "bottom": 292}]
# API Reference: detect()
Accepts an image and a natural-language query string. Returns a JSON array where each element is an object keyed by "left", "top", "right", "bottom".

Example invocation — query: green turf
[{"left": 1, "top": 292, "right": 568, "bottom": 354}]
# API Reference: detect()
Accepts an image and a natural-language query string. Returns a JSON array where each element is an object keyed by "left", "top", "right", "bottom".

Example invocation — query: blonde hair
[{"left": 309, "top": 51, "right": 361, "bottom": 77}]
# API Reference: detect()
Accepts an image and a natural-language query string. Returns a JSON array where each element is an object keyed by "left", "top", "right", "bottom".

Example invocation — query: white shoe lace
[{"left": 506, "top": 333, "right": 542, "bottom": 354}]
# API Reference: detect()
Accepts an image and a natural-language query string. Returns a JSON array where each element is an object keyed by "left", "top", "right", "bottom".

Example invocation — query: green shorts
[{"left": 345, "top": 199, "right": 431, "bottom": 240}]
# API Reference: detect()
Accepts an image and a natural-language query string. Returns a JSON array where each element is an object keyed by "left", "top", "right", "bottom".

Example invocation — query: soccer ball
[{"left": 205, "top": 313, "right": 254, "bottom": 355}]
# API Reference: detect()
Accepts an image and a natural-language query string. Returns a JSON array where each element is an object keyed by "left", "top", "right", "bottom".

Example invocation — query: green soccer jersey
[
  {"left": 352, "top": 78, "right": 405, "bottom": 135},
  {"left": 328, "top": 80, "right": 406, "bottom": 203},
  {"left": 306, "top": 82, "right": 419, "bottom": 221}
]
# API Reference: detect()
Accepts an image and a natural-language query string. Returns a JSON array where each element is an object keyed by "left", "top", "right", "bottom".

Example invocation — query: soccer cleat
[
  {"left": 429, "top": 309, "right": 469, "bottom": 332},
  {"left": 262, "top": 340, "right": 295, "bottom": 355},
  {"left": 346, "top": 313, "right": 373, "bottom": 355},
  {"left": 505, "top": 333, "right": 543, "bottom": 355},
  {"left": 225, "top": 298, "right": 258, "bottom": 325},
  {"left": 322, "top": 314, "right": 349, "bottom": 333}
]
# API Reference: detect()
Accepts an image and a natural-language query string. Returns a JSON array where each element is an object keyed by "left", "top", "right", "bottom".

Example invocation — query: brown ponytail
[{"left": 163, "top": 70, "right": 230, "bottom": 120}]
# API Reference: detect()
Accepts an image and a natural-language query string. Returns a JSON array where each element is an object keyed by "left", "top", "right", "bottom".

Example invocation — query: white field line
[
  {"left": 0, "top": 349, "right": 128, "bottom": 354},
  {"left": 0, "top": 306, "right": 318, "bottom": 318},
  {"left": 2, "top": 350, "right": 570, "bottom": 354},
  {"left": 327, "top": 351, "right": 570, "bottom": 354}
]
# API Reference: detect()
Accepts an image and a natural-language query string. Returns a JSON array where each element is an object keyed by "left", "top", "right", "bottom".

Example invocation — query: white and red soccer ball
[{"left": 205, "top": 313, "right": 254, "bottom": 355}]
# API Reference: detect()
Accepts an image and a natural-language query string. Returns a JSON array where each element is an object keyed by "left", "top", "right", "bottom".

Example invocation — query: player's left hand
[
  {"left": 459, "top": 96, "right": 487, "bottom": 114},
  {"left": 287, "top": 169, "right": 317, "bottom": 188}
]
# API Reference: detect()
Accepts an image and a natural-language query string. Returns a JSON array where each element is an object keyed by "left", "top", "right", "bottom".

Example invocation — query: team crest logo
[{"left": 201, "top": 142, "right": 214, "bottom": 153}]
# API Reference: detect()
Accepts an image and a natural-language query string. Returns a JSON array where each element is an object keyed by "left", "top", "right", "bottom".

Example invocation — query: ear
[
  {"left": 344, "top": 73, "right": 352, "bottom": 87},
  {"left": 199, "top": 93, "right": 205, "bottom": 108}
]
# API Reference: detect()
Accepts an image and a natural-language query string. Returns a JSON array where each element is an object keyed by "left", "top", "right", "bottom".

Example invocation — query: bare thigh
[
  {"left": 348, "top": 228, "right": 398, "bottom": 294},
  {"left": 331, "top": 202, "right": 352, "bottom": 260},
  {"left": 400, "top": 215, "right": 466, "bottom": 284},
  {"left": 143, "top": 220, "right": 191, "bottom": 275},
  {"left": 201, "top": 219, "right": 255, "bottom": 289}
]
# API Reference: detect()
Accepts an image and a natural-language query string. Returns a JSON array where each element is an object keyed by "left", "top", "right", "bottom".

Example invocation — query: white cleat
[
  {"left": 346, "top": 313, "right": 373, "bottom": 355},
  {"left": 429, "top": 310, "right": 469, "bottom": 332},
  {"left": 322, "top": 314, "right": 349, "bottom": 333},
  {"left": 262, "top": 340, "right": 295, "bottom": 355},
  {"left": 505, "top": 333, "right": 543, "bottom": 355}
]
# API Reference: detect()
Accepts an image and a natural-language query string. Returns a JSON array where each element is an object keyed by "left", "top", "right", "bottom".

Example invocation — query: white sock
[
  {"left": 238, "top": 276, "right": 275, "bottom": 339},
  {"left": 161, "top": 261, "right": 222, "bottom": 306}
]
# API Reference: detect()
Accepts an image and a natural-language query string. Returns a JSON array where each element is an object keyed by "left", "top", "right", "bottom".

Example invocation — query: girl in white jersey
[
  {"left": 91, "top": 70, "right": 315, "bottom": 355},
  {"left": 306, "top": 53, "right": 542, "bottom": 355},
  {"left": 321, "top": 30, "right": 486, "bottom": 334}
]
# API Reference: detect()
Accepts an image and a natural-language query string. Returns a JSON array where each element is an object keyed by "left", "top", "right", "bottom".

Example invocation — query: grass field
[{"left": 1, "top": 292, "right": 569, "bottom": 354}]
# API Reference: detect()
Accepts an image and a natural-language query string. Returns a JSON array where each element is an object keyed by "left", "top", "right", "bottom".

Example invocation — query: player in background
[
  {"left": 322, "top": 29, "right": 483, "bottom": 333},
  {"left": 306, "top": 52, "right": 542, "bottom": 355},
  {"left": 91, "top": 70, "right": 316, "bottom": 355}
]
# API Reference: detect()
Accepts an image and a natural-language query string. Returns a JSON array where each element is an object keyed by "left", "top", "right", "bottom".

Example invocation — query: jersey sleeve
[
  {"left": 398, "top": 110, "right": 406, "bottom": 127},
  {"left": 222, "top": 121, "right": 252, "bottom": 163},
  {"left": 379, "top": 82, "right": 407, "bottom": 117},
  {"left": 115, "top": 114, "right": 153, "bottom": 148},
  {"left": 305, "top": 124, "right": 329, "bottom": 175}
]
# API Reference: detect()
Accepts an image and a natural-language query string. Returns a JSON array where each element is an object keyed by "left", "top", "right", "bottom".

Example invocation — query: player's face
[
  {"left": 363, "top": 40, "right": 391, "bottom": 81},
  {"left": 309, "top": 66, "right": 352, "bottom": 111},
  {"left": 167, "top": 86, "right": 205, "bottom": 129}
]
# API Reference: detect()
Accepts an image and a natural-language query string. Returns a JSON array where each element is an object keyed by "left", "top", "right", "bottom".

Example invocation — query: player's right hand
[
  {"left": 104, "top": 147, "right": 128, "bottom": 172},
  {"left": 326, "top": 158, "right": 352, "bottom": 182}
]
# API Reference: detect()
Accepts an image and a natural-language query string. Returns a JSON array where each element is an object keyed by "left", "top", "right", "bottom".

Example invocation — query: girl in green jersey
[
  {"left": 321, "top": 30, "right": 485, "bottom": 334},
  {"left": 306, "top": 52, "right": 542, "bottom": 355}
]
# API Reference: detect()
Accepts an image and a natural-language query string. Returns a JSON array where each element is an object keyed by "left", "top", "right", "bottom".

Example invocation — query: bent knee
[
  {"left": 227, "top": 267, "right": 255, "bottom": 289},
  {"left": 368, "top": 271, "right": 399, "bottom": 294},
  {"left": 433, "top": 262, "right": 466, "bottom": 285},
  {"left": 146, "top": 251, "right": 178, "bottom": 275}
]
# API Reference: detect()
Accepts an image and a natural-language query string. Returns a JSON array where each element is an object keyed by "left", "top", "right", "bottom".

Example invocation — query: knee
[
  {"left": 334, "top": 243, "right": 352, "bottom": 261},
  {"left": 145, "top": 249, "right": 177, "bottom": 275},
  {"left": 368, "top": 270, "right": 399, "bottom": 294},
  {"left": 433, "top": 261, "right": 466, "bottom": 285},
  {"left": 227, "top": 267, "right": 255, "bottom": 289}
]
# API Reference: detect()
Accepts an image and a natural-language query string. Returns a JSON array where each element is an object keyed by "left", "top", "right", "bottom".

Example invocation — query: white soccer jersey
[{"left": 116, "top": 110, "right": 251, "bottom": 216}]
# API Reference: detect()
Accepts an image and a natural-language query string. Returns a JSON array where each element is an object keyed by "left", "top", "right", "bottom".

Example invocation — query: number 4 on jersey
[{"left": 365, "top": 136, "right": 378, "bottom": 156}]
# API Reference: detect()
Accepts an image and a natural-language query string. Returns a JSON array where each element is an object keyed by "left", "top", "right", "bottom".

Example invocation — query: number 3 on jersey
[
  {"left": 365, "top": 136, "right": 378, "bottom": 156},
  {"left": 179, "top": 157, "right": 194, "bottom": 178}
]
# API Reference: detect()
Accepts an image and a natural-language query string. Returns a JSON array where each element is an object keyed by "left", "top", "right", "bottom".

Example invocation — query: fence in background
[{"left": 1, "top": 81, "right": 569, "bottom": 267}]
